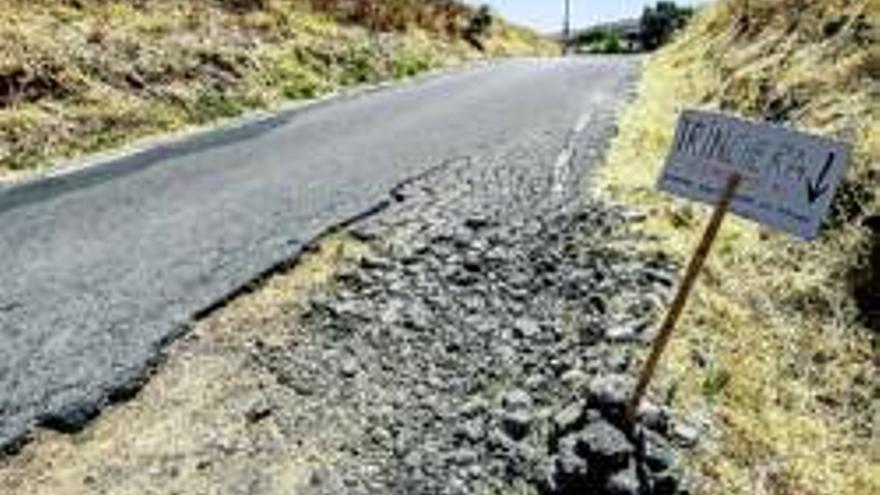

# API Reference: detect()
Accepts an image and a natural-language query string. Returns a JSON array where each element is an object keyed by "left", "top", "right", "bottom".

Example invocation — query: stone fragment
[
  {"left": 579, "top": 420, "right": 635, "bottom": 472},
  {"left": 587, "top": 374, "right": 632, "bottom": 421},
  {"left": 605, "top": 462, "right": 640, "bottom": 495},
  {"left": 641, "top": 428, "right": 676, "bottom": 472},
  {"left": 500, "top": 410, "right": 533, "bottom": 441},
  {"left": 340, "top": 356, "right": 359, "bottom": 378},
  {"left": 671, "top": 422, "right": 701, "bottom": 448},
  {"left": 502, "top": 388, "right": 532, "bottom": 412},
  {"left": 650, "top": 469, "right": 682, "bottom": 495},
  {"left": 553, "top": 400, "right": 586, "bottom": 435}
]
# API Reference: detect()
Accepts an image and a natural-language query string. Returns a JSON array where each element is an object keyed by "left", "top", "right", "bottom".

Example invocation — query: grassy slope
[
  {"left": 0, "top": 0, "right": 555, "bottom": 178},
  {"left": 601, "top": 1, "right": 878, "bottom": 494}
]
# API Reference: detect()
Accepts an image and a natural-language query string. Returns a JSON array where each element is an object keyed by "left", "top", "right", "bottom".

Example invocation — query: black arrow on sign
[{"left": 806, "top": 152, "right": 835, "bottom": 204}]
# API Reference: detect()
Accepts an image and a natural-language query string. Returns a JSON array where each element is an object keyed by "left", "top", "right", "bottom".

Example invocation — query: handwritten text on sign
[{"left": 657, "top": 110, "right": 851, "bottom": 239}]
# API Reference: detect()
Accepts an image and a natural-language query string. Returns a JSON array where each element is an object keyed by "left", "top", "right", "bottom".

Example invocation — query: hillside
[
  {"left": 602, "top": 0, "right": 878, "bottom": 494},
  {"left": 0, "top": 0, "right": 554, "bottom": 179}
]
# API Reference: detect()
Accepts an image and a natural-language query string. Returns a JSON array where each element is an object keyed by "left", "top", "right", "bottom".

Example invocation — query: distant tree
[
  {"left": 640, "top": 2, "right": 694, "bottom": 50},
  {"left": 464, "top": 5, "right": 494, "bottom": 51}
]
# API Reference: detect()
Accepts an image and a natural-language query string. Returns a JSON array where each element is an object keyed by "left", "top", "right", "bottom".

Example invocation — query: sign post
[
  {"left": 627, "top": 110, "right": 851, "bottom": 422},
  {"left": 627, "top": 173, "right": 740, "bottom": 422}
]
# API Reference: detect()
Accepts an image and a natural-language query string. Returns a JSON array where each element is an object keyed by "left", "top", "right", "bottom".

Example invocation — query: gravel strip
[{"left": 249, "top": 129, "right": 692, "bottom": 494}]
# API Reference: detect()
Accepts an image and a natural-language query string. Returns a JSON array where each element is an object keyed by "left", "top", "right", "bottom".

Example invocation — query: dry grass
[
  {"left": 0, "top": 0, "right": 555, "bottom": 178},
  {"left": 599, "top": 1, "right": 879, "bottom": 494},
  {"left": 303, "top": 0, "right": 474, "bottom": 36}
]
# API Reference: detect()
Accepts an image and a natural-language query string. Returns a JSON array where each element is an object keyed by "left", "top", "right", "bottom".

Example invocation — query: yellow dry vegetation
[{"left": 600, "top": 1, "right": 878, "bottom": 494}]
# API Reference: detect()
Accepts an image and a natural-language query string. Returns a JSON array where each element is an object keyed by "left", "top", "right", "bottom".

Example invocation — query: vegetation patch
[
  {"left": 0, "top": 0, "right": 555, "bottom": 179},
  {"left": 599, "top": 1, "right": 878, "bottom": 494}
]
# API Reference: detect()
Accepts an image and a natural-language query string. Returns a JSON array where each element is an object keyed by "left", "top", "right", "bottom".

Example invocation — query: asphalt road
[{"left": 0, "top": 57, "right": 638, "bottom": 450}]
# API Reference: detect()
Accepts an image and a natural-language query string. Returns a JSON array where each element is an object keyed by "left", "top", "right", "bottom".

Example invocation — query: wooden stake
[{"left": 627, "top": 173, "right": 742, "bottom": 423}]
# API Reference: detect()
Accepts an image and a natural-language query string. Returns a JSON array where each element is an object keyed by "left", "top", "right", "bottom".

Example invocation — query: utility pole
[{"left": 563, "top": 0, "right": 572, "bottom": 54}]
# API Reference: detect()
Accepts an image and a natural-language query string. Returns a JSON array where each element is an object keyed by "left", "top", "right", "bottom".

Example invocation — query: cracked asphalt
[{"left": 0, "top": 56, "right": 640, "bottom": 450}]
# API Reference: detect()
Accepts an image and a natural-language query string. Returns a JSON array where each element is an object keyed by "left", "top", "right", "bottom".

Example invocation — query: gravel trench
[{"left": 244, "top": 119, "right": 696, "bottom": 494}]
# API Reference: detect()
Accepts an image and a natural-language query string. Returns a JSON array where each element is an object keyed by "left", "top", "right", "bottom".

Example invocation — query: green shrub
[
  {"left": 272, "top": 57, "right": 327, "bottom": 99},
  {"left": 190, "top": 90, "right": 246, "bottom": 122},
  {"left": 392, "top": 48, "right": 434, "bottom": 78},
  {"left": 339, "top": 44, "right": 384, "bottom": 85}
]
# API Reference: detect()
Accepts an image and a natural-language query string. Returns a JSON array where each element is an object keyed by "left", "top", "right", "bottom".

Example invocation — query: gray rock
[
  {"left": 536, "top": 456, "right": 562, "bottom": 493},
  {"left": 671, "top": 422, "right": 701, "bottom": 448},
  {"left": 579, "top": 420, "right": 635, "bottom": 471},
  {"left": 556, "top": 436, "right": 588, "bottom": 476},
  {"left": 642, "top": 429, "right": 676, "bottom": 472},
  {"left": 360, "top": 255, "right": 394, "bottom": 272},
  {"left": 553, "top": 400, "right": 586, "bottom": 435},
  {"left": 606, "top": 323, "right": 640, "bottom": 342},
  {"left": 643, "top": 267, "right": 677, "bottom": 288},
  {"left": 340, "top": 356, "right": 360, "bottom": 378},
  {"left": 447, "top": 448, "right": 479, "bottom": 466},
  {"left": 403, "top": 450, "right": 424, "bottom": 470},
  {"left": 638, "top": 401, "right": 671, "bottom": 434},
  {"left": 244, "top": 398, "right": 273, "bottom": 424},
  {"left": 492, "top": 344, "right": 517, "bottom": 368},
  {"left": 605, "top": 462, "right": 640, "bottom": 495},
  {"left": 514, "top": 318, "right": 541, "bottom": 339},
  {"left": 524, "top": 373, "right": 546, "bottom": 390},
  {"left": 606, "top": 349, "right": 632, "bottom": 373},
  {"left": 368, "top": 425, "right": 392, "bottom": 446},
  {"left": 606, "top": 319, "right": 652, "bottom": 343},
  {"left": 502, "top": 389, "right": 532, "bottom": 412},
  {"left": 487, "top": 426, "right": 516, "bottom": 453},
  {"left": 551, "top": 435, "right": 590, "bottom": 492},
  {"left": 38, "top": 400, "right": 100, "bottom": 434},
  {"left": 458, "top": 397, "right": 488, "bottom": 418},
  {"left": 462, "top": 255, "right": 483, "bottom": 273},
  {"left": 464, "top": 216, "right": 491, "bottom": 231},
  {"left": 455, "top": 417, "right": 486, "bottom": 443},
  {"left": 500, "top": 410, "right": 533, "bottom": 441},
  {"left": 650, "top": 469, "right": 682, "bottom": 495},
  {"left": 560, "top": 368, "right": 588, "bottom": 389},
  {"left": 463, "top": 464, "right": 484, "bottom": 480},
  {"left": 587, "top": 374, "right": 633, "bottom": 420}
]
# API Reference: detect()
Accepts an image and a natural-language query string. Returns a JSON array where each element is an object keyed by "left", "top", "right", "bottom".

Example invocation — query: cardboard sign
[{"left": 658, "top": 110, "right": 851, "bottom": 239}]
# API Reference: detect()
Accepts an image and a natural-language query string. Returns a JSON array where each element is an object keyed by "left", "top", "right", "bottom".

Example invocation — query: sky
[{"left": 466, "top": 1, "right": 707, "bottom": 33}]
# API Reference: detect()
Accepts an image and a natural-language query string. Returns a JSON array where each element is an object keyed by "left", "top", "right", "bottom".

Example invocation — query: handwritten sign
[{"left": 658, "top": 110, "right": 851, "bottom": 239}]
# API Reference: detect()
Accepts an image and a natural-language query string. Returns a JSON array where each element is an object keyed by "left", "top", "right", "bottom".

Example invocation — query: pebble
[
  {"left": 500, "top": 410, "right": 533, "bottom": 441},
  {"left": 579, "top": 419, "right": 635, "bottom": 471},
  {"left": 340, "top": 356, "right": 360, "bottom": 378},
  {"left": 587, "top": 374, "right": 633, "bottom": 421},
  {"left": 553, "top": 400, "right": 586, "bottom": 435},
  {"left": 605, "top": 462, "right": 640, "bottom": 495},
  {"left": 671, "top": 422, "right": 701, "bottom": 448},
  {"left": 641, "top": 428, "right": 677, "bottom": 472},
  {"left": 502, "top": 389, "right": 532, "bottom": 412}
]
